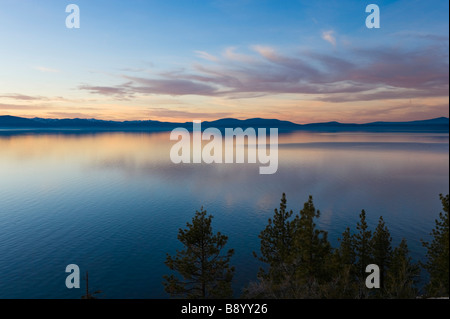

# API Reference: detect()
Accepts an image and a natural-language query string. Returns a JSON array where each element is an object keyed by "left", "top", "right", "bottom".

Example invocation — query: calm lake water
[{"left": 0, "top": 131, "right": 448, "bottom": 298}]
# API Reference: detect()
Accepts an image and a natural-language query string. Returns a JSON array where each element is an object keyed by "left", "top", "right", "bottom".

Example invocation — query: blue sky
[{"left": 0, "top": 0, "right": 448, "bottom": 123}]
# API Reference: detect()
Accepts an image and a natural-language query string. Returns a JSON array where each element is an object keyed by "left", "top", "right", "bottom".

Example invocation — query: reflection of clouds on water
[
  {"left": 279, "top": 142, "right": 449, "bottom": 152},
  {"left": 84, "top": 133, "right": 449, "bottom": 234},
  {"left": 0, "top": 131, "right": 448, "bottom": 298},
  {"left": 3, "top": 130, "right": 446, "bottom": 240}
]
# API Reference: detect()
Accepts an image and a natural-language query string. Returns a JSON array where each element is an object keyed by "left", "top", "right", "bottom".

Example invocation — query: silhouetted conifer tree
[
  {"left": 163, "top": 207, "right": 235, "bottom": 298},
  {"left": 292, "top": 196, "right": 332, "bottom": 295},
  {"left": 384, "top": 239, "right": 420, "bottom": 298},
  {"left": 372, "top": 216, "right": 392, "bottom": 290},
  {"left": 249, "top": 194, "right": 332, "bottom": 298},
  {"left": 421, "top": 194, "right": 449, "bottom": 297}
]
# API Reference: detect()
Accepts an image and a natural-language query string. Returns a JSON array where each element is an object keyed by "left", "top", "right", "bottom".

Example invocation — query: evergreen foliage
[
  {"left": 421, "top": 194, "right": 449, "bottom": 297},
  {"left": 165, "top": 193, "right": 449, "bottom": 299},
  {"left": 163, "top": 207, "right": 235, "bottom": 298}
]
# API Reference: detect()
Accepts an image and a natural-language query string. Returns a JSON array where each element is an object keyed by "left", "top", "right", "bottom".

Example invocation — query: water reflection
[{"left": 0, "top": 131, "right": 448, "bottom": 298}]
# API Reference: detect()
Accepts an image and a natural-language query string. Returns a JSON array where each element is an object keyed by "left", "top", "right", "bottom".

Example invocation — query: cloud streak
[
  {"left": 321, "top": 30, "right": 336, "bottom": 47},
  {"left": 195, "top": 51, "right": 219, "bottom": 62},
  {"left": 146, "top": 107, "right": 232, "bottom": 120},
  {"left": 33, "top": 66, "right": 60, "bottom": 73},
  {"left": 78, "top": 83, "right": 134, "bottom": 99},
  {"left": 0, "top": 94, "right": 49, "bottom": 101},
  {"left": 0, "top": 103, "right": 50, "bottom": 110},
  {"left": 78, "top": 43, "right": 449, "bottom": 103}
]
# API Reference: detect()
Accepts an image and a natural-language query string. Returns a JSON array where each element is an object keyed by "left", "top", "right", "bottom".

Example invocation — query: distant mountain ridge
[{"left": 0, "top": 115, "right": 448, "bottom": 132}]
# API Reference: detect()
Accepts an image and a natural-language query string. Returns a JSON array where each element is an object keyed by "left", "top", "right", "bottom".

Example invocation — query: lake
[{"left": 0, "top": 131, "right": 448, "bottom": 298}]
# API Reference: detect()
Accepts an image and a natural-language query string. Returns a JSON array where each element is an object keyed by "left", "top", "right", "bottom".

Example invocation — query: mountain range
[{"left": 0, "top": 115, "right": 448, "bottom": 132}]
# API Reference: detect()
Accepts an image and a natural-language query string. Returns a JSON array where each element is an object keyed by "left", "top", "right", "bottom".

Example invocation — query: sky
[{"left": 0, "top": 0, "right": 448, "bottom": 123}]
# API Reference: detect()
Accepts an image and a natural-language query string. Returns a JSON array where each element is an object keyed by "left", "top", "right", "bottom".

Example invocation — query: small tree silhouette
[
  {"left": 81, "top": 271, "right": 103, "bottom": 299},
  {"left": 163, "top": 207, "right": 235, "bottom": 299}
]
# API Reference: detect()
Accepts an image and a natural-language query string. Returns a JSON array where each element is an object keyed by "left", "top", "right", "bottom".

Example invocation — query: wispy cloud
[
  {"left": 124, "top": 76, "right": 220, "bottom": 96},
  {"left": 147, "top": 107, "right": 232, "bottom": 120},
  {"left": 251, "top": 45, "right": 277, "bottom": 60},
  {"left": 321, "top": 30, "right": 336, "bottom": 47},
  {"left": 77, "top": 43, "right": 448, "bottom": 103},
  {"left": 0, "top": 103, "right": 50, "bottom": 110},
  {"left": 390, "top": 31, "right": 449, "bottom": 42},
  {"left": 0, "top": 94, "right": 49, "bottom": 101},
  {"left": 45, "top": 111, "right": 100, "bottom": 118},
  {"left": 78, "top": 83, "right": 134, "bottom": 99},
  {"left": 33, "top": 66, "right": 60, "bottom": 73},
  {"left": 222, "top": 47, "right": 255, "bottom": 63},
  {"left": 195, "top": 51, "right": 219, "bottom": 62}
]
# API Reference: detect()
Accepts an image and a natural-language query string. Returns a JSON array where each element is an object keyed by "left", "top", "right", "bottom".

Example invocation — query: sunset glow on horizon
[{"left": 0, "top": 0, "right": 448, "bottom": 124}]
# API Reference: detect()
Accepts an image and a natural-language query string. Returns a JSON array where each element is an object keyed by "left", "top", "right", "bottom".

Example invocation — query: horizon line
[{"left": 1, "top": 114, "right": 449, "bottom": 126}]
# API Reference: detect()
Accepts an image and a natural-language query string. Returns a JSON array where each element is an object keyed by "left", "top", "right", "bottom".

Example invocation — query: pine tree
[
  {"left": 354, "top": 210, "right": 373, "bottom": 277},
  {"left": 372, "top": 216, "right": 392, "bottom": 290},
  {"left": 163, "top": 207, "right": 235, "bottom": 299},
  {"left": 385, "top": 239, "right": 420, "bottom": 299},
  {"left": 353, "top": 210, "right": 373, "bottom": 298},
  {"left": 337, "top": 227, "right": 356, "bottom": 266},
  {"left": 421, "top": 194, "right": 449, "bottom": 297},
  {"left": 253, "top": 193, "right": 297, "bottom": 297},
  {"left": 328, "top": 227, "right": 358, "bottom": 298},
  {"left": 250, "top": 194, "right": 332, "bottom": 298},
  {"left": 292, "top": 195, "right": 332, "bottom": 293}
]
